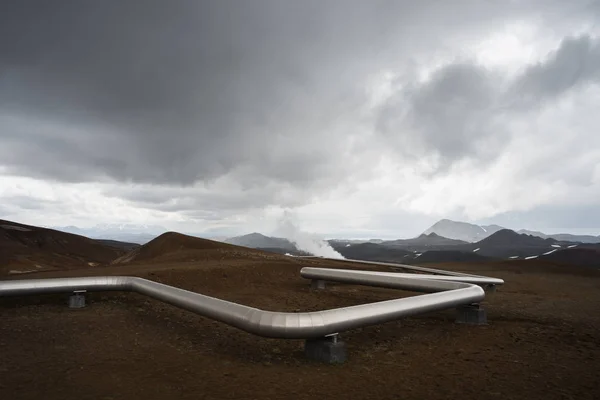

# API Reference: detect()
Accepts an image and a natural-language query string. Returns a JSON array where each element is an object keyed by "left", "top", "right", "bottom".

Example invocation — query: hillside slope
[
  {"left": 96, "top": 239, "right": 141, "bottom": 251},
  {"left": 0, "top": 219, "right": 125, "bottom": 275}
]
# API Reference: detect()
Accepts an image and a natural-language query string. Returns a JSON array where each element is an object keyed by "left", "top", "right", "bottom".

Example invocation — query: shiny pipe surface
[
  {"left": 0, "top": 260, "right": 500, "bottom": 339},
  {"left": 304, "top": 256, "right": 489, "bottom": 278},
  {"left": 300, "top": 268, "right": 504, "bottom": 288}
]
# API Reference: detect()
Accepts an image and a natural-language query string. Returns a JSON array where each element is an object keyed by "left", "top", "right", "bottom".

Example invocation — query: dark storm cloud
[
  {"left": 1, "top": 0, "right": 422, "bottom": 186},
  {"left": 0, "top": 1, "right": 597, "bottom": 197}
]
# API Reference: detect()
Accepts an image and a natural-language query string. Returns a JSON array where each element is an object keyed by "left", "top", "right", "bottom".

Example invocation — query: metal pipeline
[
  {"left": 0, "top": 261, "right": 503, "bottom": 339},
  {"left": 300, "top": 267, "right": 504, "bottom": 290},
  {"left": 301, "top": 256, "right": 489, "bottom": 278}
]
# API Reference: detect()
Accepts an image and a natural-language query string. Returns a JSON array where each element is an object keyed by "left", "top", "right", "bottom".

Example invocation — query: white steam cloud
[{"left": 274, "top": 211, "right": 344, "bottom": 259}]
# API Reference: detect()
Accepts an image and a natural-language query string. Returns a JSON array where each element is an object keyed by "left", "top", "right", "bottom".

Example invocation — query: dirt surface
[{"left": 2, "top": 256, "right": 600, "bottom": 400}]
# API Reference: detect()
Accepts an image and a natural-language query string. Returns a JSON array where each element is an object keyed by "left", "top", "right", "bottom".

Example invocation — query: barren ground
[{"left": 2, "top": 257, "right": 600, "bottom": 400}]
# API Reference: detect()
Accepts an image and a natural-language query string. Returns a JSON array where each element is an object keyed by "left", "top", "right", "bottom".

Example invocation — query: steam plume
[{"left": 274, "top": 211, "right": 344, "bottom": 259}]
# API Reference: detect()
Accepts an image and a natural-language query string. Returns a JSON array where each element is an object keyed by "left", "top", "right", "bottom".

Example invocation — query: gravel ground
[{"left": 1, "top": 257, "right": 599, "bottom": 400}]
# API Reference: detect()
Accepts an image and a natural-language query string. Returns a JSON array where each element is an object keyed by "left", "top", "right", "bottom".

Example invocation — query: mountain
[
  {"left": 383, "top": 232, "right": 468, "bottom": 247},
  {"left": 112, "top": 232, "right": 287, "bottom": 264},
  {"left": 1, "top": 219, "right": 126, "bottom": 275},
  {"left": 224, "top": 233, "right": 296, "bottom": 251},
  {"left": 478, "top": 229, "right": 557, "bottom": 247},
  {"left": 469, "top": 229, "right": 572, "bottom": 259},
  {"left": 517, "top": 229, "right": 548, "bottom": 238},
  {"left": 423, "top": 219, "right": 504, "bottom": 242},
  {"left": 327, "top": 241, "right": 494, "bottom": 265},
  {"left": 518, "top": 229, "right": 600, "bottom": 244}
]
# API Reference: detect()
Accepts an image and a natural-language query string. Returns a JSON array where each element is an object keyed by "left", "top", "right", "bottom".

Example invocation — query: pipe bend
[{"left": 0, "top": 260, "right": 501, "bottom": 339}]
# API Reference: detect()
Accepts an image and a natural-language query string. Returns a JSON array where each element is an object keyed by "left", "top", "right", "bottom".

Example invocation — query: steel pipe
[
  {"left": 0, "top": 261, "right": 503, "bottom": 339},
  {"left": 300, "top": 268, "right": 504, "bottom": 289},
  {"left": 302, "top": 256, "right": 488, "bottom": 278}
]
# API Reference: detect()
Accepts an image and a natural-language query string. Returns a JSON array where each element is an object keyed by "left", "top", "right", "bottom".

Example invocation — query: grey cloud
[
  {"left": 1, "top": 0, "right": 598, "bottom": 214},
  {"left": 0, "top": 195, "right": 61, "bottom": 211},
  {"left": 480, "top": 204, "right": 600, "bottom": 231},
  {"left": 510, "top": 35, "right": 600, "bottom": 107},
  {"left": 377, "top": 63, "right": 498, "bottom": 169},
  {"left": 178, "top": 211, "right": 225, "bottom": 222},
  {"left": 2, "top": 1, "right": 395, "bottom": 187},
  {"left": 374, "top": 33, "right": 600, "bottom": 173},
  {"left": 103, "top": 181, "right": 313, "bottom": 214}
]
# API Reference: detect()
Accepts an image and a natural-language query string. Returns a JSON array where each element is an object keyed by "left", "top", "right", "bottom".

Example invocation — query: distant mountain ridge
[
  {"left": 517, "top": 229, "right": 600, "bottom": 244},
  {"left": 224, "top": 232, "right": 296, "bottom": 251},
  {"left": 423, "top": 219, "right": 504, "bottom": 242},
  {"left": 2, "top": 217, "right": 597, "bottom": 272},
  {"left": 383, "top": 232, "right": 468, "bottom": 247},
  {"left": 478, "top": 229, "right": 557, "bottom": 247},
  {"left": 52, "top": 219, "right": 600, "bottom": 247}
]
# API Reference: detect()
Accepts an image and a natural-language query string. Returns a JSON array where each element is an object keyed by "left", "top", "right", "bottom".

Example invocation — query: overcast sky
[{"left": 1, "top": 1, "right": 600, "bottom": 239}]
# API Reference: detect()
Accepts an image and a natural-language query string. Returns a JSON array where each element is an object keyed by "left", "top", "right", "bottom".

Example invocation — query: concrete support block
[
  {"left": 310, "top": 279, "right": 326, "bottom": 290},
  {"left": 484, "top": 284, "right": 497, "bottom": 293},
  {"left": 455, "top": 303, "right": 487, "bottom": 325},
  {"left": 69, "top": 291, "right": 86, "bottom": 309},
  {"left": 304, "top": 335, "right": 347, "bottom": 364}
]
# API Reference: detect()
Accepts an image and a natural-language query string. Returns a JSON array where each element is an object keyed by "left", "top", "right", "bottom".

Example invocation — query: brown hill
[
  {"left": 112, "top": 231, "right": 288, "bottom": 265},
  {"left": 0, "top": 219, "right": 125, "bottom": 275}
]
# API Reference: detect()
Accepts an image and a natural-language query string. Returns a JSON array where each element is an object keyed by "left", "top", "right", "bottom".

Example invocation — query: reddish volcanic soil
[{"left": 1, "top": 245, "right": 600, "bottom": 399}]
